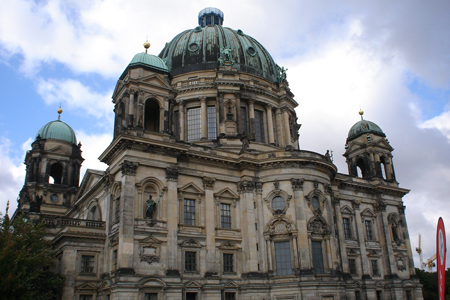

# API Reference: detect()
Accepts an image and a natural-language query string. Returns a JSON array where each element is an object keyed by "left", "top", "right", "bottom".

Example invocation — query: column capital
[
  {"left": 165, "top": 166, "right": 179, "bottom": 181},
  {"left": 177, "top": 99, "right": 185, "bottom": 106},
  {"left": 121, "top": 160, "right": 138, "bottom": 176},
  {"left": 200, "top": 96, "right": 207, "bottom": 103},
  {"left": 290, "top": 178, "right": 304, "bottom": 191},
  {"left": 203, "top": 177, "right": 216, "bottom": 189},
  {"left": 237, "top": 180, "right": 255, "bottom": 194},
  {"left": 265, "top": 103, "right": 274, "bottom": 110}
]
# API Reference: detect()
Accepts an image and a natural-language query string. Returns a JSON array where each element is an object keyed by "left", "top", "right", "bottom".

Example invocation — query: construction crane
[{"left": 416, "top": 233, "right": 436, "bottom": 271}]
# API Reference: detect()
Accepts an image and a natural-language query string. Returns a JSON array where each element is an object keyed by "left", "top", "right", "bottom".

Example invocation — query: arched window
[
  {"left": 380, "top": 156, "right": 388, "bottom": 180},
  {"left": 87, "top": 205, "right": 101, "bottom": 221},
  {"left": 49, "top": 163, "right": 63, "bottom": 184},
  {"left": 144, "top": 99, "right": 160, "bottom": 132},
  {"left": 356, "top": 158, "right": 366, "bottom": 178}
]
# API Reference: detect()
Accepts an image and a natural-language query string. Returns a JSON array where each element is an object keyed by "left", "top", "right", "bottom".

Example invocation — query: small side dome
[
  {"left": 128, "top": 52, "right": 169, "bottom": 73},
  {"left": 36, "top": 120, "right": 77, "bottom": 144},
  {"left": 347, "top": 119, "right": 385, "bottom": 141}
]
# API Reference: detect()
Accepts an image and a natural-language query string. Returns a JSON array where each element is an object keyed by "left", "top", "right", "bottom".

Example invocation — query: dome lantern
[{"left": 198, "top": 7, "right": 224, "bottom": 27}]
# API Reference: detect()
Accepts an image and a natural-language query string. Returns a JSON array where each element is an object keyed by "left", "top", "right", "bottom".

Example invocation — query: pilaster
[
  {"left": 165, "top": 165, "right": 179, "bottom": 271},
  {"left": 203, "top": 176, "right": 216, "bottom": 273}
]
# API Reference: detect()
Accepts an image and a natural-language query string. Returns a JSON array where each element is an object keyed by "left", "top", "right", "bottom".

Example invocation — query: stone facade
[{"left": 14, "top": 8, "right": 422, "bottom": 300}]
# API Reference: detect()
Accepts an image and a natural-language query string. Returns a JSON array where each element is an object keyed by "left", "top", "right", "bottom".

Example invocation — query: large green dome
[
  {"left": 158, "top": 8, "right": 280, "bottom": 82},
  {"left": 347, "top": 119, "right": 385, "bottom": 141},
  {"left": 36, "top": 120, "right": 77, "bottom": 145}
]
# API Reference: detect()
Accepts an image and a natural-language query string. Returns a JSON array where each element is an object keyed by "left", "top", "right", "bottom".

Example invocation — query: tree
[{"left": 0, "top": 212, "right": 64, "bottom": 300}]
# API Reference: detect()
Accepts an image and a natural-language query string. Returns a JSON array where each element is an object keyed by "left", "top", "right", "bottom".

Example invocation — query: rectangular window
[
  {"left": 343, "top": 218, "right": 351, "bottom": 239},
  {"left": 223, "top": 253, "right": 234, "bottom": 273},
  {"left": 365, "top": 220, "right": 373, "bottom": 241},
  {"left": 185, "top": 251, "right": 197, "bottom": 271},
  {"left": 113, "top": 250, "right": 118, "bottom": 270},
  {"left": 184, "top": 199, "right": 195, "bottom": 225},
  {"left": 173, "top": 110, "right": 180, "bottom": 139},
  {"left": 225, "top": 292, "right": 236, "bottom": 300},
  {"left": 79, "top": 296, "right": 93, "bottom": 300},
  {"left": 406, "top": 290, "right": 413, "bottom": 300},
  {"left": 312, "top": 241, "right": 325, "bottom": 274},
  {"left": 187, "top": 107, "right": 201, "bottom": 141},
  {"left": 377, "top": 291, "right": 383, "bottom": 300},
  {"left": 254, "top": 110, "right": 265, "bottom": 142},
  {"left": 145, "top": 293, "right": 158, "bottom": 300},
  {"left": 348, "top": 259, "right": 357, "bottom": 275},
  {"left": 355, "top": 291, "right": 361, "bottom": 300},
  {"left": 186, "top": 293, "right": 197, "bottom": 300},
  {"left": 81, "top": 255, "right": 94, "bottom": 273},
  {"left": 221, "top": 203, "right": 231, "bottom": 229},
  {"left": 240, "top": 107, "right": 247, "bottom": 134},
  {"left": 274, "top": 241, "right": 292, "bottom": 276},
  {"left": 371, "top": 259, "right": 379, "bottom": 276},
  {"left": 115, "top": 197, "right": 120, "bottom": 223},
  {"left": 207, "top": 106, "right": 217, "bottom": 140}
]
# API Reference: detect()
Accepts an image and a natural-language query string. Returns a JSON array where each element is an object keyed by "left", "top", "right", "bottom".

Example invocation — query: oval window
[
  {"left": 311, "top": 196, "right": 320, "bottom": 210},
  {"left": 188, "top": 42, "right": 200, "bottom": 52},
  {"left": 272, "top": 196, "right": 285, "bottom": 211},
  {"left": 247, "top": 46, "right": 256, "bottom": 56}
]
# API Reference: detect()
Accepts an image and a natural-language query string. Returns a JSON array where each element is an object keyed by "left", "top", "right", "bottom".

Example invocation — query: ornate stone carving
[
  {"left": 307, "top": 215, "right": 330, "bottom": 237},
  {"left": 273, "top": 179, "right": 280, "bottom": 189},
  {"left": 140, "top": 254, "right": 160, "bottom": 265},
  {"left": 398, "top": 204, "right": 406, "bottom": 215},
  {"left": 352, "top": 200, "right": 361, "bottom": 210},
  {"left": 121, "top": 160, "right": 138, "bottom": 176},
  {"left": 374, "top": 201, "right": 387, "bottom": 213},
  {"left": 203, "top": 177, "right": 216, "bottom": 189},
  {"left": 237, "top": 180, "right": 255, "bottom": 193},
  {"left": 255, "top": 181, "right": 263, "bottom": 194},
  {"left": 291, "top": 178, "right": 304, "bottom": 191},
  {"left": 314, "top": 181, "right": 319, "bottom": 189},
  {"left": 165, "top": 166, "right": 179, "bottom": 181}
]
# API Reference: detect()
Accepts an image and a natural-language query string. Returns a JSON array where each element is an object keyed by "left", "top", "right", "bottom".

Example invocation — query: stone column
[
  {"left": 128, "top": 90, "right": 135, "bottom": 127},
  {"left": 265, "top": 237, "right": 273, "bottom": 272},
  {"left": 165, "top": 166, "right": 179, "bottom": 272},
  {"left": 282, "top": 108, "right": 292, "bottom": 147},
  {"left": 249, "top": 100, "right": 255, "bottom": 140},
  {"left": 203, "top": 177, "right": 217, "bottom": 273},
  {"left": 353, "top": 201, "right": 370, "bottom": 276},
  {"left": 178, "top": 100, "right": 185, "bottom": 141},
  {"left": 237, "top": 180, "right": 258, "bottom": 273},
  {"left": 275, "top": 108, "right": 283, "bottom": 147},
  {"left": 235, "top": 93, "right": 241, "bottom": 133},
  {"left": 375, "top": 201, "right": 395, "bottom": 277},
  {"left": 398, "top": 205, "right": 415, "bottom": 275},
  {"left": 266, "top": 104, "right": 275, "bottom": 144},
  {"left": 163, "top": 96, "right": 170, "bottom": 133},
  {"left": 118, "top": 160, "right": 138, "bottom": 272},
  {"left": 200, "top": 97, "right": 208, "bottom": 139},
  {"left": 218, "top": 93, "right": 225, "bottom": 135},
  {"left": 291, "top": 178, "right": 311, "bottom": 270},
  {"left": 159, "top": 106, "right": 165, "bottom": 133},
  {"left": 334, "top": 198, "right": 350, "bottom": 273}
]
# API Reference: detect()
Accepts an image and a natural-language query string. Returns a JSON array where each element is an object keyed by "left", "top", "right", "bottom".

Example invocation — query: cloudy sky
[{"left": 1, "top": 0, "right": 449, "bottom": 269}]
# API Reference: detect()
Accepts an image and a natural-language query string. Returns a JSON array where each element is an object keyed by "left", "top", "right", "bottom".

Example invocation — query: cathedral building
[{"left": 14, "top": 7, "right": 423, "bottom": 300}]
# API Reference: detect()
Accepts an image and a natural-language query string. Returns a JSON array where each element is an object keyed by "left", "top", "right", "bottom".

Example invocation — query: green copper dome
[
  {"left": 158, "top": 8, "right": 280, "bottom": 82},
  {"left": 129, "top": 52, "right": 169, "bottom": 72},
  {"left": 347, "top": 119, "right": 385, "bottom": 141},
  {"left": 36, "top": 120, "right": 77, "bottom": 144}
]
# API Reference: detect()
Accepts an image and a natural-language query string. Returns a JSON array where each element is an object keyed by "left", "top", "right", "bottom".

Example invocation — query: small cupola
[{"left": 198, "top": 7, "right": 224, "bottom": 27}]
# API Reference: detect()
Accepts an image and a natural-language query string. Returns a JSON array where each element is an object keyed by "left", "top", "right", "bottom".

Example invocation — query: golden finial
[
  {"left": 144, "top": 39, "right": 150, "bottom": 54},
  {"left": 359, "top": 109, "right": 364, "bottom": 120},
  {"left": 57, "top": 106, "right": 63, "bottom": 121}
]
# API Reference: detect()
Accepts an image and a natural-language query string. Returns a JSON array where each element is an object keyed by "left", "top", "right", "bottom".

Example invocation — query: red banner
[{"left": 437, "top": 217, "right": 446, "bottom": 300}]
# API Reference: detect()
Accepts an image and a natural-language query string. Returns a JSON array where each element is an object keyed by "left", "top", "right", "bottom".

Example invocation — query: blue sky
[{"left": 1, "top": 0, "right": 450, "bottom": 269}]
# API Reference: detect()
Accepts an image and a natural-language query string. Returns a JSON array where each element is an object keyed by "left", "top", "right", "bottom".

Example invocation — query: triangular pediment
[
  {"left": 361, "top": 208, "right": 375, "bottom": 218},
  {"left": 224, "top": 280, "right": 239, "bottom": 288},
  {"left": 214, "top": 187, "right": 239, "bottom": 199},
  {"left": 77, "top": 169, "right": 105, "bottom": 199},
  {"left": 140, "top": 234, "right": 162, "bottom": 245},
  {"left": 178, "top": 182, "right": 204, "bottom": 195},
  {"left": 340, "top": 205, "right": 354, "bottom": 215},
  {"left": 76, "top": 282, "right": 96, "bottom": 290},
  {"left": 185, "top": 280, "right": 202, "bottom": 288},
  {"left": 139, "top": 74, "right": 172, "bottom": 89}
]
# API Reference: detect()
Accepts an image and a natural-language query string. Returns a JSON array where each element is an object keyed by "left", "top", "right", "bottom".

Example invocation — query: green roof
[
  {"left": 347, "top": 119, "right": 385, "bottom": 141},
  {"left": 36, "top": 120, "right": 77, "bottom": 144},
  {"left": 129, "top": 52, "right": 169, "bottom": 72}
]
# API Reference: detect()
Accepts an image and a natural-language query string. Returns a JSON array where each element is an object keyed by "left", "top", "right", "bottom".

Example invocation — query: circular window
[
  {"left": 237, "top": 29, "right": 244, "bottom": 35},
  {"left": 311, "top": 196, "right": 320, "bottom": 210},
  {"left": 272, "top": 196, "right": 285, "bottom": 212},
  {"left": 50, "top": 194, "right": 58, "bottom": 203},
  {"left": 188, "top": 42, "right": 200, "bottom": 53},
  {"left": 247, "top": 46, "right": 256, "bottom": 56}
]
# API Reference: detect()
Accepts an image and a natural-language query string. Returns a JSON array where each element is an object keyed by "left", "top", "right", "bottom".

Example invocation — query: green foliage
[
  {"left": 0, "top": 214, "right": 64, "bottom": 300},
  {"left": 416, "top": 268, "right": 450, "bottom": 300}
]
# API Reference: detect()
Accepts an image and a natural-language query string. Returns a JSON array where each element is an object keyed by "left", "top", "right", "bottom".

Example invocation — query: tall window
[
  {"left": 49, "top": 163, "right": 63, "bottom": 184},
  {"left": 223, "top": 253, "right": 234, "bottom": 273},
  {"left": 274, "top": 241, "right": 292, "bottom": 276},
  {"left": 365, "top": 220, "right": 374, "bottom": 241},
  {"left": 207, "top": 106, "right": 217, "bottom": 140},
  {"left": 355, "top": 291, "right": 361, "bottom": 300},
  {"left": 221, "top": 204, "right": 231, "bottom": 229},
  {"left": 348, "top": 258, "right": 357, "bottom": 274},
  {"left": 145, "top": 293, "right": 158, "bottom": 300},
  {"left": 186, "top": 293, "right": 197, "bottom": 300},
  {"left": 225, "top": 292, "right": 236, "bottom": 300},
  {"left": 187, "top": 107, "right": 201, "bottom": 141},
  {"left": 312, "top": 241, "right": 324, "bottom": 274},
  {"left": 112, "top": 250, "right": 118, "bottom": 270},
  {"left": 144, "top": 99, "right": 160, "bottom": 132},
  {"left": 240, "top": 107, "right": 248, "bottom": 133},
  {"left": 81, "top": 255, "right": 94, "bottom": 273},
  {"left": 173, "top": 110, "right": 180, "bottom": 139},
  {"left": 343, "top": 218, "right": 351, "bottom": 239},
  {"left": 371, "top": 259, "right": 379, "bottom": 276},
  {"left": 254, "top": 110, "right": 265, "bottom": 142},
  {"left": 185, "top": 252, "right": 196, "bottom": 271},
  {"left": 115, "top": 197, "right": 120, "bottom": 223},
  {"left": 184, "top": 199, "right": 195, "bottom": 225}
]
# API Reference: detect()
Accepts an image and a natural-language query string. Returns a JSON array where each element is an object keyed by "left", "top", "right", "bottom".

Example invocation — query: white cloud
[{"left": 36, "top": 78, "right": 114, "bottom": 126}]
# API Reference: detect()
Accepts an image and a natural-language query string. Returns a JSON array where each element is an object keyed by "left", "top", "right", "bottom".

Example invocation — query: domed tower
[
  {"left": 18, "top": 109, "right": 84, "bottom": 216},
  {"left": 344, "top": 111, "right": 396, "bottom": 181}
]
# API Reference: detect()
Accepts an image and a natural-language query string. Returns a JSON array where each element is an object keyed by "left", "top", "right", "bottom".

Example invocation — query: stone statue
[
  {"left": 30, "top": 194, "right": 43, "bottom": 213},
  {"left": 239, "top": 132, "right": 250, "bottom": 154},
  {"left": 145, "top": 189, "right": 165, "bottom": 219},
  {"left": 277, "top": 66, "right": 288, "bottom": 83}
]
